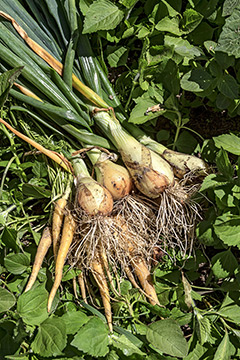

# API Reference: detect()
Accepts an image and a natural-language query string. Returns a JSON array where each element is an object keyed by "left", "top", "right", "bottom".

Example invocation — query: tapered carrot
[
  {"left": 112, "top": 215, "right": 160, "bottom": 306},
  {"left": 131, "top": 257, "right": 160, "bottom": 306},
  {"left": 99, "top": 246, "right": 120, "bottom": 296},
  {"left": 77, "top": 270, "right": 88, "bottom": 303},
  {"left": 91, "top": 251, "right": 112, "bottom": 332},
  {"left": 25, "top": 227, "right": 52, "bottom": 292},
  {"left": 48, "top": 211, "right": 76, "bottom": 312},
  {"left": 52, "top": 198, "right": 67, "bottom": 259}
]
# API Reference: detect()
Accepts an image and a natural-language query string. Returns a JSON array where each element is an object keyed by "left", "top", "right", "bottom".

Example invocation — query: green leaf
[
  {"left": 175, "top": 130, "right": 198, "bottom": 154},
  {"left": 31, "top": 317, "right": 67, "bottom": 357},
  {"left": 83, "top": 0, "right": 124, "bottom": 33},
  {"left": 212, "top": 250, "right": 238, "bottom": 279},
  {"left": 181, "top": 68, "right": 214, "bottom": 92},
  {"left": 213, "top": 331, "right": 230, "bottom": 360},
  {"left": 184, "top": 341, "right": 206, "bottom": 360},
  {"left": 17, "top": 285, "right": 49, "bottom": 326},
  {"left": 0, "top": 287, "right": 16, "bottom": 313},
  {"left": 71, "top": 317, "right": 109, "bottom": 357},
  {"left": 156, "top": 17, "right": 181, "bottom": 36},
  {"left": 219, "top": 294, "right": 240, "bottom": 323},
  {"left": 165, "top": 36, "right": 202, "bottom": 62},
  {"left": 4, "top": 253, "right": 30, "bottom": 275},
  {"left": 61, "top": 311, "right": 89, "bottom": 334},
  {"left": 214, "top": 214, "right": 240, "bottom": 249},
  {"left": 0, "top": 67, "right": 23, "bottom": 108},
  {"left": 112, "top": 334, "right": 145, "bottom": 356},
  {"left": 182, "top": 9, "right": 203, "bottom": 34},
  {"left": 217, "top": 73, "right": 239, "bottom": 99},
  {"left": 32, "top": 162, "right": 48, "bottom": 178},
  {"left": 195, "top": 312, "right": 212, "bottom": 345},
  {"left": 1, "top": 227, "right": 19, "bottom": 252},
  {"left": 222, "top": 0, "right": 240, "bottom": 16},
  {"left": 216, "top": 149, "right": 234, "bottom": 179},
  {"left": 214, "top": 133, "right": 240, "bottom": 155},
  {"left": 216, "top": 7, "right": 240, "bottom": 58},
  {"left": 161, "top": 0, "right": 180, "bottom": 17},
  {"left": 129, "top": 97, "right": 164, "bottom": 124},
  {"left": 22, "top": 184, "right": 52, "bottom": 199},
  {"left": 146, "top": 319, "right": 188, "bottom": 358},
  {"left": 107, "top": 46, "right": 128, "bottom": 67}
]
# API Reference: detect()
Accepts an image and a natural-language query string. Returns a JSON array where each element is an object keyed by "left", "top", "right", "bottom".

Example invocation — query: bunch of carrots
[{"left": 0, "top": 1, "right": 209, "bottom": 332}]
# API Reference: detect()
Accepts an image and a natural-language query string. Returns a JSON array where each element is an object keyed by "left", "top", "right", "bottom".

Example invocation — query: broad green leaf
[
  {"left": 22, "top": 184, "right": 52, "bottom": 199},
  {"left": 161, "top": 0, "right": 180, "bottom": 17},
  {"left": 216, "top": 93, "right": 232, "bottom": 110},
  {"left": 215, "top": 51, "right": 235, "bottom": 69},
  {"left": 222, "top": 0, "right": 240, "bottom": 16},
  {"left": 107, "top": 46, "right": 128, "bottom": 67},
  {"left": 161, "top": 59, "right": 180, "bottom": 95},
  {"left": 181, "top": 69, "right": 213, "bottom": 92},
  {"left": 114, "top": 325, "right": 144, "bottom": 348},
  {"left": 83, "top": 0, "right": 124, "bottom": 33},
  {"left": 212, "top": 250, "right": 238, "bottom": 279},
  {"left": 71, "top": 317, "right": 109, "bottom": 357},
  {"left": 146, "top": 319, "right": 188, "bottom": 358},
  {"left": 4, "top": 253, "right": 30, "bottom": 275},
  {"left": 216, "top": 8, "right": 240, "bottom": 58},
  {"left": 112, "top": 334, "right": 145, "bottom": 356},
  {"left": 17, "top": 285, "right": 49, "bottom": 326},
  {"left": 214, "top": 214, "right": 240, "bottom": 249},
  {"left": 217, "top": 73, "right": 239, "bottom": 99},
  {"left": 31, "top": 317, "right": 67, "bottom": 357},
  {"left": 0, "top": 287, "right": 16, "bottom": 313},
  {"left": 213, "top": 331, "right": 230, "bottom": 360},
  {"left": 182, "top": 9, "right": 203, "bottom": 34},
  {"left": 1, "top": 227, "right": 19, "bottom": 252},
  {"left": 32, "top": 162, "right": 48, "bottom": 178},
  {"left": 129, "top": 97, "right": 164, "bottom": 124},
  {"left": 216, "top": 149, "right": 234, "bottom": 179},
  {"left": 195, "top": 312, "right": 212, "bottom": 345},
  {"left": 200, "top": 173, "right": 228, "bottom": 191},
  {"left": 184, "top": 341, "right": 206, "bottom": 360},
  {"left": 79, "top": 0, "right": 93, "bottom": 15},
  {"left": 119, "top": 0, "right": 138, "bottom": 9},
  {"left": 165, "top": 36, "right": 202, "bottom": 61},
  {"left": 219, "top": 295, "right": 240, "bottom": 323},
  {"left": 175, "top": 130, "right": 198, "bottom": 154},
  {"left": 156, "top": 17, "right": 181, "bottom": 36},
  {"left": 61, "top": 311, "right": 89, "bottom": 334},
  {"left": 214, "top": 133, "right": 240, "bottom": 155}
]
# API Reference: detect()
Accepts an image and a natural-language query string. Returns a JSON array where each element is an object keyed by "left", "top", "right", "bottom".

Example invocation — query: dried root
[{"left": 155, "top": 180, "right": 202, "bottom": 260}]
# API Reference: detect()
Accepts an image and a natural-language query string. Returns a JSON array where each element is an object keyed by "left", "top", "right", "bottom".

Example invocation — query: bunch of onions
[{"left": 0, "top": 5, "right": 209, "bottom": 331}]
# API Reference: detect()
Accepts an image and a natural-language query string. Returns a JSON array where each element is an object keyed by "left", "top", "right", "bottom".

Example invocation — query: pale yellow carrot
[
  {"left": 91, "top": 251, "right": 112, "bottom": 332},
  {"left": 25, "top": 227, "right": 52, "bottom": 292},
  {"left": 52, "top": 198, "right": 67, "bottom": 260},
  {"left": 47, "top": 212, "right": 76, "bottom": 312},
  {"left": 77, "top": 270, "right": 88, "bottom": 304}
]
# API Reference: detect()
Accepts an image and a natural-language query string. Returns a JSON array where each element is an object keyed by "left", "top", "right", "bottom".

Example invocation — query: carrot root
[
  {"left": 52, "top": 198, "right": 67, "bottom": 260},
  {"left": 91, "top": 252, "right": 112, "bottom": 332},
  {"left": 77, "top": 271, "right": 88, "bottom": 304},
  {"left": 47, "top": 212, "right": 76, "bottom": 312},
  {"left": 132, "top": 258, "right": 160, "bottom": 306},
  {"left": 25, "top": 227, "right": 52, "bottom": 292}
]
